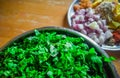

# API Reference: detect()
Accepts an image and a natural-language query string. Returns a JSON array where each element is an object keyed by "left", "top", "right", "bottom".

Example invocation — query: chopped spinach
[{"left": 0, "top": 30, "right": 115, "bottom": 78}]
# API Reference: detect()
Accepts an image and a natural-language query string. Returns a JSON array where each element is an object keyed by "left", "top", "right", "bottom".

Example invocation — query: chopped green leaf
[{"left": 0, "top": 30, "right": 115, "bottom": 78}]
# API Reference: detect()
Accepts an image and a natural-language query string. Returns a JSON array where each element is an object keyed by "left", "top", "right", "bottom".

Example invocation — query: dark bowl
[{"left": 0, "top": 26, "right": 119, "bottom": 78}]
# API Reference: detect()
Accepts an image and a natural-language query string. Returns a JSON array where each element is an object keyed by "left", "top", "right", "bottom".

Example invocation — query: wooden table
[{"left": 0, "top": 0, "right": 120, "bottom": 76}]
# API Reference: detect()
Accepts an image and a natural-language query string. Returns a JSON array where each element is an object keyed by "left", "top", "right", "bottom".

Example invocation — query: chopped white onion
[
  {"left": 105, "top": 30, "right": 113, "bottom": 39},
  {"left": 99, "top": 35, "right": 105, "bottom": 44}
]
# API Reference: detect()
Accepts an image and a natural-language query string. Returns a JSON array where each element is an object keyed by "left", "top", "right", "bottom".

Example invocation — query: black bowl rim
[{"left": 0, "top": 26, "right": 119, "bottom": 78}]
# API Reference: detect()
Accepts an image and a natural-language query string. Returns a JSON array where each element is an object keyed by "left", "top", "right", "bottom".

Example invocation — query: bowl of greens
[{"left": 0, "top": 26, "right": 119, "bottom": 78}]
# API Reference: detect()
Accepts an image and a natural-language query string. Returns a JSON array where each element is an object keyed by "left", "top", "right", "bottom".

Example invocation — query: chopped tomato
[{"left": 113, "top": 30, "right": 120, "bottom": 42}]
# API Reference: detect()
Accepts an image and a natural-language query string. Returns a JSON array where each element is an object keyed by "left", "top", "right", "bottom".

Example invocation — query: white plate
[{"left": 67, "top": 0, "right": 120, "bottom": 51}]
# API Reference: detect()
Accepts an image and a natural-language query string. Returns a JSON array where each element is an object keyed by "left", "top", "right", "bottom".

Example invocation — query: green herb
[{"left": 0, "top": 30, "right": 115, "bottom": 78}]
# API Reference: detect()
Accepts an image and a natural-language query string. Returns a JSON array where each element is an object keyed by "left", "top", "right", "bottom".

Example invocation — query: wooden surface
[{"left": 0, "top": 0, "right": 120, "bottom": 76}]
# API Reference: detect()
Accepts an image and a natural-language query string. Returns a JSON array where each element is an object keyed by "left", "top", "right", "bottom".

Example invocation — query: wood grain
[
  {"left": 0, "top": 0, "right": 120, "bottom": 76},
  {"left": 0, "top": 0, "right": 71, "bottom": 47}
]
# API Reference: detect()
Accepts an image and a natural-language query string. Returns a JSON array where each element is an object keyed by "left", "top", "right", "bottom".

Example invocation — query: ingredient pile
[
  {"left": 0, "top": 30, "right": 115, "bottom": 78},
  {"left": 71, "top": 0, "right": 120, "bottom": 46}
]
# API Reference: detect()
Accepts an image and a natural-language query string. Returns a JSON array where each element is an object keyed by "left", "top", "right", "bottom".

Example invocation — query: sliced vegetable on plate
[{"left": 68, "top": 0, "right": 120, "bottom": 51}]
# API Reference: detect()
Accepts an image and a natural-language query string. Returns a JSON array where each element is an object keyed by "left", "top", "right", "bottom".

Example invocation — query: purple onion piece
[
  {"left": 72, "top": 24, "right": 79, "bottom": 30},
  {"left": 99, "top": 35, "right": 105, "bottom": 45},
  {"left": 97, "top": 20, "right": 104, "bottom": 29},
  {"left": 79, "top": 15, "right": 85, "bottom": 23},
  {"left": 81, "top": 29, "right": 87, "bottom": 35},
  {"left": 77, "top": 24, "right": 84, "bottom": 31},
  {"left": 71, "top": 15, "right": 76, "bottom": 19},
  {"left": 93, "top": 14, "right": 100, "bottom": 21},
  {"left": 102, "top": 26, "right": 108, "bottom": 32},
  {"left": 88, "top": 18, "right": 94, "bottom": 22},
  {"left": 84, "top": 26, "right": 94, "bottom": 34},
  {"left": 77, "top": 9, "right": 86, "bottom": 15},
  {"left": 101, "top": 20, "right": 106, "bottom": 26},
  {"left": 95, "top": 29, "right": 101, "bottom": 36}
]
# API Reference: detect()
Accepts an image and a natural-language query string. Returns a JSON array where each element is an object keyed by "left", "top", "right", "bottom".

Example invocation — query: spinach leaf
[{"left": 0, "top": 30, "right": 115, "bottom": 78}]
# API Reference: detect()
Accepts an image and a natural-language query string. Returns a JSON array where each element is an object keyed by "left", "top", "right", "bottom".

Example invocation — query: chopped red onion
[
  {"left": 81, "top": 29, "right": 87, "bottom": 35},
  {"left": 72, "top": 24, "right": 79, "bottom": 30},
  {"left": 72, "top": 19, "right": 76, "bottom": 26},
  {"left": 102, "top": 26, "right": 108, "bottom": 32},
  {"left": 71, "top": 8, "right": 112, "bottom": 45},
  {"left": 97, "top": 20, "right": 104, "bottom": 29},
  {"left": 77, "top": 24, "right": 84, "bottom": 30},
  {"left": 84, "top": 27, "right": 94, "bottom": 34},
  {"left": 75, "top": 20, "right": 81, "bottom": 24},
  {"left": 85, "top": 8, "right": 94, "bottom": 18},
  {"left": 93, "top": 14, "right": 100, "bottom": 21},
  {"left": 79, "top": 15, "right": 85, "bottom": 22},
  {"left": 101, "top": 20, "right": 106, "bottom": 26},
  {"left": 77, "top": 9, "right": 86, "bottom": 15},
  {"left": 88, "top": 18, "right": 94, "bottom": 22},
  {"left": 84, "top": 23, "right": 89, "bottom": 27},
  {"left": 99, "top": 35, "right": 105, "bottom": 44},
  {"left": 71, "top": 15, "right": 76, "bottom": 19},
  {"left": 105, "top": 30, "right": 113, "bottom": 39}
]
